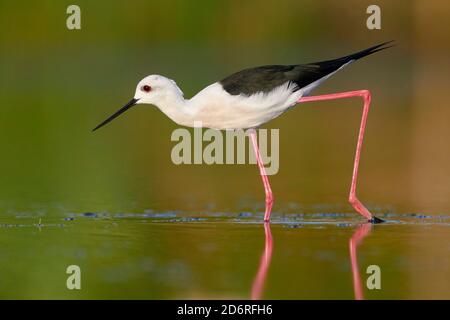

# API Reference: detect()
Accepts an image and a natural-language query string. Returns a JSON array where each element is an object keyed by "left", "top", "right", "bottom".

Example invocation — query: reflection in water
[
  {"left": 349, "top": 223, "right": 373, "bottom": 300},
  {"left": 251, "top": 223, "right": 273, "bottom": 300},
  {"left": 249, "top": 222, "right": 373, "bottom": 300}
]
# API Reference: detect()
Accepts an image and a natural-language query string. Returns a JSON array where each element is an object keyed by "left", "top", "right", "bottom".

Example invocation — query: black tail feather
[
  {"left": 293, "top": 41, "right": 395, "bottom": 89},
  {"left": 288, "top": 41, "right": 394, "bottom": 96},
  {"left": 343, "top": 40, "right": 395, "bottom": 62},
  {"left": 312, "top": 41, "right": 395, "bottom": 67},
  {"left": 220, "top": 42, "right": 394, "bottom": 96}
]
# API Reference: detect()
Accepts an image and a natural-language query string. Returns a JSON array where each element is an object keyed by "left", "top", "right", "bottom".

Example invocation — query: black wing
[{"left": 220, "top": 41, "right": 393, "bottom": 96}]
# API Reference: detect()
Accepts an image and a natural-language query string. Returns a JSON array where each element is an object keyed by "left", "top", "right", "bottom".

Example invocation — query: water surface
[{"left": 1, "top": 212, "right": 448, "bottom": 299}]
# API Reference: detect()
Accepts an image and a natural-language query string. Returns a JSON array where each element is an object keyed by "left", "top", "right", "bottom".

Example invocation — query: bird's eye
[{"left": 141, "top": 85, "right": 152, "bottom": 92}]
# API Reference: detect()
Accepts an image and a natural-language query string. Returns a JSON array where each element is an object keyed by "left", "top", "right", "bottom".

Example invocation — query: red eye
[{"left": 142, "top": 85, "right": 152, "bottom": 92}]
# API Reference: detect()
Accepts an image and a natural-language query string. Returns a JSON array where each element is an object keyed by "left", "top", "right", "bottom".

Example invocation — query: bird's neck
[{"left": 156, "top": 89, "right": 197, "bottom": 127}]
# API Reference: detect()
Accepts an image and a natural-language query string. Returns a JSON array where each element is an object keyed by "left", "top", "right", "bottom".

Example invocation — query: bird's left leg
[
  {"left": 299, "top": 90, "right": 384, "bottom": 223},
  {"left": 249, "top": 129, "right": 274, "bottom": 222}
]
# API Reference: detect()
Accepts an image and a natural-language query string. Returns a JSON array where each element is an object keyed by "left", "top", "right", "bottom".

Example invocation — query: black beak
[{"left": 92, "top": 98, "right": 139, "bottom": 132}]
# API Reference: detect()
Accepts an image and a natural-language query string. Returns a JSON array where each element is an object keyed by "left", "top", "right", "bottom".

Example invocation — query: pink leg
[
  {"left": 299, "top": 90, "right": 383, "bottom": 223},
  {"left": 251, "top": 222, "right": 273, "bottom": 300},
  {"left": 349, "top": 223, "right": 372, "bottom": 300},
  {"left": 249, "top": 129, "right": 273, "bottom": 222}
]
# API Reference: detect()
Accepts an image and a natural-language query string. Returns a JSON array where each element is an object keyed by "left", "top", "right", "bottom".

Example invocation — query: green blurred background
[{"left": 0, "top": 0, "right": 449, "bottom": 299}]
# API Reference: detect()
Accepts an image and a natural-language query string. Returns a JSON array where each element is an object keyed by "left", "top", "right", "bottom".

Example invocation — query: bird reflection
[
  {"left": 349, "top": 223, "right": 373, "bottom": 300},
  {"left": 250, "top": 222, "right": 374, "bottom": 300},
  {"left": 251, "top": 222, "right": 273, "bottom": 300}
]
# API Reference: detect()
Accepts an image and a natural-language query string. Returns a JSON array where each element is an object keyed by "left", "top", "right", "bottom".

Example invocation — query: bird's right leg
[
  {"left": 249, "top": 129, "right": 274, "bottom": 222},
  {"left": 299, "top": 90, "right": 384, "bottom": 223}
]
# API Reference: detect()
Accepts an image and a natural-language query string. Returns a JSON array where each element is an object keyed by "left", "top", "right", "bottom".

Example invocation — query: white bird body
[{"left": 182, "top": 81, "right": 302, "bottom": 129}]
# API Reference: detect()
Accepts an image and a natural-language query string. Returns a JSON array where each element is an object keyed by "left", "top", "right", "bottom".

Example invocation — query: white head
[
  {"left": 134, "top": 75, "right": 184, "bottom": 105},
  {"left": 93, "top": 74, "right": 184, "bottom": 131}
]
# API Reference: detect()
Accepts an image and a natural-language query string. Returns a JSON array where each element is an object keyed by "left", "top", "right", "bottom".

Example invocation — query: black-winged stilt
[{"left": 94, "top": 42, "right": 393, "bottom": 224}]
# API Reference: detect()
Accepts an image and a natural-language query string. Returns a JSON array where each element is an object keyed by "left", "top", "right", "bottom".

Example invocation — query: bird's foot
[{"left": 368, "top": 216, "right": 385, "bottom": 224}]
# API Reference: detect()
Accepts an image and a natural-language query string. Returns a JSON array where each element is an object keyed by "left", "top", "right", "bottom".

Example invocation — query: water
[{"left": 1, "top": 212, "right": 448, "bottom": 299}]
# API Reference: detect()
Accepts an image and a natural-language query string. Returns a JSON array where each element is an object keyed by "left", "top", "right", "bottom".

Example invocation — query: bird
[{"left": 93, "top": 41, "right": 393, "bottom": 224}]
